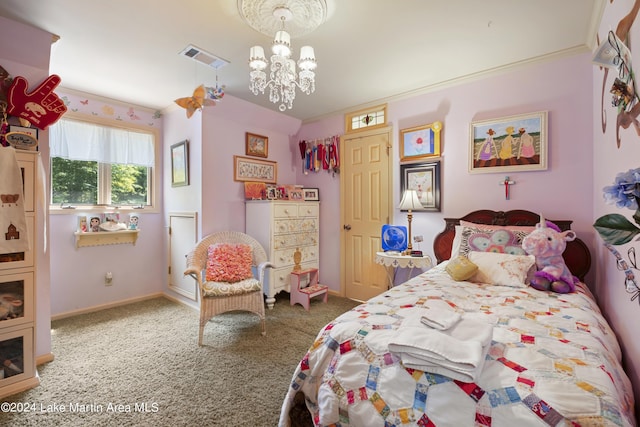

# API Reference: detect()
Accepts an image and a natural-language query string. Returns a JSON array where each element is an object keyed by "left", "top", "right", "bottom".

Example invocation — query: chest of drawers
[{"left": 245, "top": 200, "right": 319, "bottom": 308}]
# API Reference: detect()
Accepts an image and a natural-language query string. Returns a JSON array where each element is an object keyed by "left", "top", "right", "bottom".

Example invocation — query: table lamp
[{"left": 398, "top": 189, "right": 423, "bottom": 255}]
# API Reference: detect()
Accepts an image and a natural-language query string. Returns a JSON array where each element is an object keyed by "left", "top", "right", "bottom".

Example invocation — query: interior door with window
[{"left": 341, "top": 127, "right": 392, "bottom": 301}]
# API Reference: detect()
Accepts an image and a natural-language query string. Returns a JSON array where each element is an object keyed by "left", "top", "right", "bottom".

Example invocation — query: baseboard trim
[
  {"left": 36, "top": 353, "right": 54, "bottom": 366},
  {"left": 162, "top": 292, "right": 198, "bottom": 312},
  {"left": 51, "top": 292, "right": 165, "bottom": 321}
]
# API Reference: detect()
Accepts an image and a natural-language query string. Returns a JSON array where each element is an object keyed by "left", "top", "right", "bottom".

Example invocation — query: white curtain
[{"left": 49, "top": 119, "right": 155, "bottom": 167}]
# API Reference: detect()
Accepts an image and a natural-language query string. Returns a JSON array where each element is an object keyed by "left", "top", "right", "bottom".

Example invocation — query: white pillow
[
  {"left": 468, "top": 251, "right": 536, "bottom": 288},
  {"left": 450, "top": 225, "right": 463, "bottom": 259}
]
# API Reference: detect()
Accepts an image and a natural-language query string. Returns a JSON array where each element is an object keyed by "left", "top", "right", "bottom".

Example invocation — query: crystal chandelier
[{"left": 248, "top": 6, "right": 317, "bottom": 112}]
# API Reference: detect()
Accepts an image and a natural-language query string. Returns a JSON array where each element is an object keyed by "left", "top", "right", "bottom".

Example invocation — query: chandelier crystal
[{"left": 248, "top": 6, "right": 317, "bottom": 112}]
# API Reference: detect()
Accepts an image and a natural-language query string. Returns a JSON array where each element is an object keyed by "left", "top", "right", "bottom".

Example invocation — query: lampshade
[
  {"left": 272, "top": 30, "right": 291, "bottom": 57},
  {"left": 298, "top": 46, "right": 317, "bottom": 70},
  {"left": 398, "top": 190, "right": 423, "bottom": 211},
  {"left": 249, "top": 46, "right": 267, "bottom": 70}
]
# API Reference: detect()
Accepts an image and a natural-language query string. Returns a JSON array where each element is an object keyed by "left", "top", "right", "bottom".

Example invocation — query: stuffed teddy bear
[{"left": 521, "top": 216, "right": 578, "bottom": 293}]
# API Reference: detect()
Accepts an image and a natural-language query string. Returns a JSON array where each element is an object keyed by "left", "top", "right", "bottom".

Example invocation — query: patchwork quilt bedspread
[{"left": 279, "top": 263, "right": 636, "bottom": 427}]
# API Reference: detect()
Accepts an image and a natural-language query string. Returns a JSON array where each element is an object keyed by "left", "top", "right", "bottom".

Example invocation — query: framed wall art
[
  {"left": 400, "top": 160, "right": 441, "bottom": 211},
  {"left": 469, "top": 111, "right": 547, "bottom": 174},
  {"left": 303, "top": 188, "right": 319, "bottom": 201},
  {"left": 244, "top": 181, "right": 267, "bottom": 200},
  {"left": 400, "top": 121, "right": 442, "bottom": 162},
  {"left": 266, "top": 185, "right": 278, "bottom": 200},
  {"left": 233, "top": 155, "right": 277, "bottom": 183},
  {"left": 171, "top": 140, "right": 189, "bottom": 187},
  {"left": 245, "top": 132, "right": 268, "bottom": 158}
]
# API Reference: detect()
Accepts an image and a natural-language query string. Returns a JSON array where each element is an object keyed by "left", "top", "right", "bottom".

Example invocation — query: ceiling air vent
[{"left": 179, "top": 44, "right": 229, "bottom": 70}]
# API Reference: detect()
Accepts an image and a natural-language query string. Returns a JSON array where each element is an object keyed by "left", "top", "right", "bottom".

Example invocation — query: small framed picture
[
  {"left": 245, "top": 132, "right": 268, "bottom": 158},
  {"left": 289, "top": 188, "right": 304, "bottom": 200},
  {"left": 303, "top": 188, "right": 319, "bottom": 201},
  {"left": 266, "top": 185, "right": 278, "bottom": 200},
  {"left": 171, "top": 140, "right": 189, "bottom": 187},
  {"left": 244, "top": 181, "right": 266, "bottom": 199},
  {"left": 400, "top": 121, "right": 442, "bottom": 162}
]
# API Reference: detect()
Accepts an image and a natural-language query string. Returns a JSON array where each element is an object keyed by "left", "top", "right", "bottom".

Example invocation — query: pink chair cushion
[{"left": 205, "top": 243, "right": 253, "bottom": 283}]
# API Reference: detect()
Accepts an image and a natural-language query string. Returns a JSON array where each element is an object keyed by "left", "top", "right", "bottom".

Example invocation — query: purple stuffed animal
[{"left": 521, "top": 216, "right": 578, "bottom": 293}]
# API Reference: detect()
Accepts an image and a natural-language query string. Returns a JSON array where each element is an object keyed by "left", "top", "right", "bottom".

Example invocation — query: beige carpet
[{"left": 0, "top": 293, "right": 359, "bottom": 426}]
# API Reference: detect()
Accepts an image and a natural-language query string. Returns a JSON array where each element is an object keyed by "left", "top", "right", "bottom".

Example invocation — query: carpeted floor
[{"left": 0, "top": 293, "right": 359, "bottom": 426}]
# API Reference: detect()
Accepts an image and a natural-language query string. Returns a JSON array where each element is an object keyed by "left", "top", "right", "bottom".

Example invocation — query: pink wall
[
  {"left": 49, "top": 92, "right": 165, "bottom": 317},
  {"left": 593, "top": 0, "right": 640, "bottom": 415},
  {"left": 164, "top": 94, "right": 301, "bottom": 309},
  {"left": 199, "top": 95, "right": 301, "bottom": 238},
  {"left": 298, "top": 53, "right": 595, "bottom": 292}
]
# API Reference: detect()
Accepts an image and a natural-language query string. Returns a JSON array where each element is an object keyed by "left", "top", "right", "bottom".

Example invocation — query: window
[
  {"left": 345, "top": 104, "right": 387, "bottom": 134},
  {"left": 49, "top": 116, "right": 158, "bottom": 210}
]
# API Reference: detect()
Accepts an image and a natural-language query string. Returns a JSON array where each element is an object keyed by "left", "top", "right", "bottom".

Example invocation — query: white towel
[
  {"left": 389, "top": 317, "right": 493, "bottom": 383},
  {"left": 418, "top": 300, "right": 461, "bottom": 330},
  {"left": 0, "top": 147, "right": 29, "bottom": 254}
]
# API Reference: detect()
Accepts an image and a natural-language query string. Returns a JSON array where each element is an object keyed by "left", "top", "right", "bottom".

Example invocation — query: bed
[{"left": 279, "top": 210, "right": 637, "bottom": 427}]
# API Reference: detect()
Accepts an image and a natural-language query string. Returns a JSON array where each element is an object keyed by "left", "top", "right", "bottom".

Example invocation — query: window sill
[{"left": 74, "top": 230, "right": 139, "bottom": 249}]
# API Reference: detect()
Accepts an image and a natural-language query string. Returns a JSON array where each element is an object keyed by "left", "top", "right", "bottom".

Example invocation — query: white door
[
  {"left": 341, "top": 127, "right": 392, "bottom": 301},
  {"left": 168, "top": 212, "right": 198, "bottom": 300}
]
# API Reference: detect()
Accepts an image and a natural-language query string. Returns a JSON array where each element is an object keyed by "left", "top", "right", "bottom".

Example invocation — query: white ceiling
[{"left": 0, "top": 0, "right": 602, "bottom": 122}]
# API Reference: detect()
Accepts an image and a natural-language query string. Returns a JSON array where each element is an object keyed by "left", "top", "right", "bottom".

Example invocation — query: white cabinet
[
  {"left": 246, "top": 201, "right": 319, "bottom": 308},
  {"left": 0, "top": 151, "right": 39, "bottom": 398}
]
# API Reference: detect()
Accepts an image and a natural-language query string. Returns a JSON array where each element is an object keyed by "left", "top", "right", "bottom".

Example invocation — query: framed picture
[
  {"left": 303, "top": 188, "right": 319, "bottom": 201},
  {"left": 469, "top": 111, "right": 548, "bottom": 174},
  {"left": 244, "top": 182, "right": 266, "bottom": 199},
  {"left": 266, "top": 185, "right": 278, "bottom": 200},
  {"left": 400, "top": 161, "right": 441, "bottom": 211},
  {"left": 233, "top": 155, "right": 277, "bottom": 183},
  {"left": 399, "top": 121, "right": 442, "bottom": 162},
  {"left": 171, "top": 140, "right": 189, "bottom": 187},
  {"left": 245, "top": 132, "right": 268, "bottom": 158},
  {"left": 288, "top": 188, "right": 304, "bottom": 201}
]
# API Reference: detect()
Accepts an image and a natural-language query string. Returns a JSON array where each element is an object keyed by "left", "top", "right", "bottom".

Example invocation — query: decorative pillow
[
  {"left": 454, "top": 226, "right": 529, "bottom": 258},
  {"left": 468, "top": 251, "right": 536, "bottom": 288},
  {"left": 451, "top": 222, "right": 536, "bottom": 259},
  {"left": 445, "top": 256, "right": 479, "bottom": 281},
  {"left": 205, "top": 243, "right": 254, "bottom": 283},
  {"left": 459, "top": 220, "right": 536, "bottom": 233}
]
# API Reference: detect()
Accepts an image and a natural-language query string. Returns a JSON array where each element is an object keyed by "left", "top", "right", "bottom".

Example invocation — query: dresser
[
  {"left": 0, "top": 150, "right": 39, "bottom": 398},
  {"left": 246, "top": 200, "right": 319, "bottom": 308}
]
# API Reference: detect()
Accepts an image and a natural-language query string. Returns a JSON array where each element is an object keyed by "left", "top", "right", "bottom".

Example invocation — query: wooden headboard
[{"left": 433, "top": 209, "right": 592, "bottom": 282}]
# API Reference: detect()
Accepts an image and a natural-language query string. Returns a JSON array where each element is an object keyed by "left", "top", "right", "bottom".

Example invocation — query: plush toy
[{"left": 521, "top": 216, "right": 579, "bottom": 293}]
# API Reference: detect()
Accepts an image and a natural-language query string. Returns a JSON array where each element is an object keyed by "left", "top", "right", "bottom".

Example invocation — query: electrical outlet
[{"left": 105, "top": 272, "right": 113, "bottom": 286}]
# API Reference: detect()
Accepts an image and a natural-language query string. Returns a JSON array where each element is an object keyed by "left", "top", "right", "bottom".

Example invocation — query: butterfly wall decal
[{"left": 175, "top": 85, "right": 217, "bottom": 118}]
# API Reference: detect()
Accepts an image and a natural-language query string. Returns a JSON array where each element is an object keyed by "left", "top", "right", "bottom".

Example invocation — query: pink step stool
[{"left": 290, "top": 268, "right": 328, "bottom": 311}]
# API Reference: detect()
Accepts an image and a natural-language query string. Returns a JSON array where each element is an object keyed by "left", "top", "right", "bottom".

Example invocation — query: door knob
[{"left": 343, "top": 224, "right": 352, "bottom": 230}]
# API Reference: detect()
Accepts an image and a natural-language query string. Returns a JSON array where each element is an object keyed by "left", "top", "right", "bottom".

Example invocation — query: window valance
[{"left": 49, "top": 118, "right": 155, "bottom": 167}]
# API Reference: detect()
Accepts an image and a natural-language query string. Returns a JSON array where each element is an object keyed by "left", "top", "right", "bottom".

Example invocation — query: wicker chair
[{"left": 184, "top": 231, "right": 272, "bottom": 345}]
